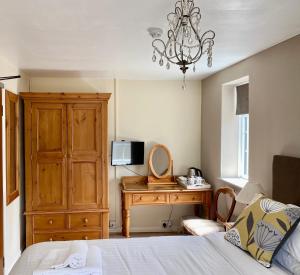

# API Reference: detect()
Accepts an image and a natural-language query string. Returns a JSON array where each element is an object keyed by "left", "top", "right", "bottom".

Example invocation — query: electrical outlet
[
  {"left": 161, "top": 220, "right": 173, "bottom": 228},
  {"left": 109, "top": 220, "right": 116, "bottom": 229}
]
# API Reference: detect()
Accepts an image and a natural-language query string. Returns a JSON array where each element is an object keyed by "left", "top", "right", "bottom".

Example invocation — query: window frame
[{"left": 238, "top": 114, "right": 249, "bottom": 179}]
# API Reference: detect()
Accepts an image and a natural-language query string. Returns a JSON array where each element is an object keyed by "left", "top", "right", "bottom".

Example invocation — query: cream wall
[
  {"left": 201, "top": 35, "right": 300, "bottom": 197},
  {"left": 30, "top": 78, "right": 202, "bottom": 232},
  {"left": 0, "top": 56, "right": 29, "bottom": 274}
]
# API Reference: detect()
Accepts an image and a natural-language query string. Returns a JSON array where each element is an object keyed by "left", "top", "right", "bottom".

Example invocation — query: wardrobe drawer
[
  {"left": 33, "top": 231, "right": 102, "bottom": 243},
  {"left": 132, "top": 193, "right": 167, "bottom": 205},
  {"left": 33, "top": 214, "right": 66, "bottom": 230},
  {"left": 68, "top": 213, "right": 102, "bottom": 229},
  {"left": 169, "top": 193, "right": 204, "bottom": 204}
]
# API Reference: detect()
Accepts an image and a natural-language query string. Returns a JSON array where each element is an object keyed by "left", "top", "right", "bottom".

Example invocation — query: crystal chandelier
[{"left": 150, "top": 0, "right": 215, "bottom": 87}]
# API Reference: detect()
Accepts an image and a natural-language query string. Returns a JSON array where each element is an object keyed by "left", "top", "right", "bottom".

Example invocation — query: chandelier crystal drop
[{"left": 151, "top": 0, "right": 215, "bottom": 76}]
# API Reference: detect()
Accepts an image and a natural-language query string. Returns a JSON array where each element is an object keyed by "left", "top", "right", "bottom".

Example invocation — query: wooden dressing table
[{"left": 121, "top": 176, "right": 213, "bottom": 237}]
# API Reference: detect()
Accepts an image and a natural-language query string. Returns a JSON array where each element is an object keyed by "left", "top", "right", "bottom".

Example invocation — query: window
[
  {"left": 238, "top": 114, "right": 249, "bottom": 179},
  {"left": 220, "top": 76, "right": 249, "bottom": 187}
]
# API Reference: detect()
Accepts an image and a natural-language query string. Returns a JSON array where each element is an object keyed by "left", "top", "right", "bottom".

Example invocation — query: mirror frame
[{"left": 148, "top": 144, "right": 172, "bottom": 179}]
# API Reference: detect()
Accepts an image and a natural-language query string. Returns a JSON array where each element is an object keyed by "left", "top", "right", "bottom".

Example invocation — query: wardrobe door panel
[
  {"left": 68, "top": 104, "right": 103, "bottom": 209},
  {"left": 32, "top": 103, "right": 67, "bottom": 157},
  {"left": 31, "top": 103, "right": 67, "bottom": 210},
  {"left": 69, "top": 158, "right": 101, "bottom": 209},
  {"left": 32, "top": 159, "right": 67, "bottom": 210},
  {"left": 68, "top": 104, "right": 101, "bottom": 157}
]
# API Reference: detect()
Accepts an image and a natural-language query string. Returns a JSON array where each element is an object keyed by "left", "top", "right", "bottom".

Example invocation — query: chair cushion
[{"left": 182, "top": 216, "right": 225, "bottom": 236}]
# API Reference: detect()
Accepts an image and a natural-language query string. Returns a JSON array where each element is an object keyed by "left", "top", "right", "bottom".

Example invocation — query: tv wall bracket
[{"left": 0, "top": 75, "right": 21, "bottom": 81}]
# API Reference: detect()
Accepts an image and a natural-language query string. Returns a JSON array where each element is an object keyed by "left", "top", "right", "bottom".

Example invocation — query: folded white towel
[
  {"left": 51, "top": 241, "right": 88, "bottom": 269},
  {"left": 33, "top": 245, "right": 102, "bottom": 275}
]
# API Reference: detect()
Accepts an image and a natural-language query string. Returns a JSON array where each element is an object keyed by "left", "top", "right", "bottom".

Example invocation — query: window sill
[{"left": 219, "top": 177, "right": 248, "bottom": 189}]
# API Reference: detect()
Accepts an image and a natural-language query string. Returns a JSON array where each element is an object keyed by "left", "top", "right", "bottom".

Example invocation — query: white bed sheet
[{"left": 10, "top": 233, "right": 290, "bottom": 275}]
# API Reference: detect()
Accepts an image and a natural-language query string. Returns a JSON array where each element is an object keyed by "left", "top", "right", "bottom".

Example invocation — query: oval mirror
[{"left": 148, "top": 144, "right": 172, "bottom": 178}]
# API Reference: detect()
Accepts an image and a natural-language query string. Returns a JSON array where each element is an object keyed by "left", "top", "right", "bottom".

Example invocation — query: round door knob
[
  {"left": 84, "top": 218, "right": 88, "bottom": 224},
  {"left": 49, "top": 238, "right": 53, "bottom": 241},
  {"left": 48, "top": 219, "right": 53, "bottom": 225},
  {"left": 84, "top": 236, "right": 88, "bottom": 240}
]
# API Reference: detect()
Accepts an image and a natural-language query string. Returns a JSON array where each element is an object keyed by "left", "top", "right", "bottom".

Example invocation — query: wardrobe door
[
  {"left": 67, "top": 103, "right": 103, "bottom": 209},
  {"left": 31, "top": 103, "right": 68, "bottom": 210}
]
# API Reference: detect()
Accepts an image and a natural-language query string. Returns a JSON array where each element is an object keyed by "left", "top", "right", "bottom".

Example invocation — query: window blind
[{"left": 236, "top": 83, "right": 249, "bottom": 115}]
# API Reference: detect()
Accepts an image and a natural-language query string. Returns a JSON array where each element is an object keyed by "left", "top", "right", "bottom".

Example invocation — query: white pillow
[
  {"left": 275, "top": 248, "right": 300, "bottom": 274},
  {"left": 275, "top": 211, "right": 300, "bottom": 273}
]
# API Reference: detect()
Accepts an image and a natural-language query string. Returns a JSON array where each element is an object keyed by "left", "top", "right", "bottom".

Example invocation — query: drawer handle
[
  {"left": 48, "top": 219, "right": 53, "bottom": 225},
  {"left": 84, "top": 218, "right": 88, "bottom": 224},
  {"left": 49, "top": 238, "right": 53, "bottom": 241},
  {"left": 174, "top": 195, "right": 178, "bottom": 200},
  {"left": 139, "top": 196, "right": 142, "bottom": 200},
  {"left": 84, "top": 236, "right": 88, "bottom": 240},
  {"left": 154, "top": 196, "right": 159, "bottom": 201},
  {"left": 192, "top": 197, "right": 195, "bottom": 200}
]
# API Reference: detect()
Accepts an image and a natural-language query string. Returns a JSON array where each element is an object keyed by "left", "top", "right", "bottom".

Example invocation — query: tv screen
[{"left": 111, "top": 141, "right": 144, "bottom": 166}]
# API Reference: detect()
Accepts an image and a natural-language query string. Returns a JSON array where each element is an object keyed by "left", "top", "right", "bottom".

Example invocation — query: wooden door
[
  {"left": 31, "top": 103, "right": 68, "bottom": 210},
  {"left": 5, "top": 91, "right": 20, "bottom": 205},
  {"left": 0, "top": 87, "right": 4, "bottom": 275},
  {"left": 67, "top": 104, "right": 103, "bottom": 209}
]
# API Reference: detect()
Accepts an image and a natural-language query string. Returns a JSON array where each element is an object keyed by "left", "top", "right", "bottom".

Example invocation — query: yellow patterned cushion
[{"left": 224, "top": 196, "right": 300, "bottom": 267}]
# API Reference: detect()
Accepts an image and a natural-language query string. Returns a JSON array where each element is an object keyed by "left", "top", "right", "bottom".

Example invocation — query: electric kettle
[{"left": 188, "top": 167, "right": 203, "bottom": 178}]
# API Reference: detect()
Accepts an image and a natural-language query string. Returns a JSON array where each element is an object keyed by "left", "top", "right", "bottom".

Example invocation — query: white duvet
[{"left": 10, "top": 233, "right": 290, "bottom": 275}]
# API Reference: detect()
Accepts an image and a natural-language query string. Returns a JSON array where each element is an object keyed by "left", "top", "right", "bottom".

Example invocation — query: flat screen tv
[{"left": 111, "top": 141, "right": 144, "bottom": 166}]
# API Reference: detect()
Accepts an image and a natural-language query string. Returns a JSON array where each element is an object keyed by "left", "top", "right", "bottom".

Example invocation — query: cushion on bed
[
  {"left": 275, "top": 222, "right": 300, "bottom": 273},
  {"left": 224, "top": 196, "right": 300, "bottom": 268},
  {"left": 182, "top": 216, "right": 225, "bottom": 236}
]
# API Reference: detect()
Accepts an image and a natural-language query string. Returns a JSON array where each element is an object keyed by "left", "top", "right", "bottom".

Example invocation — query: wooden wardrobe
[{"left": 22, "top": 93, "right": 111, "bottom": 246}]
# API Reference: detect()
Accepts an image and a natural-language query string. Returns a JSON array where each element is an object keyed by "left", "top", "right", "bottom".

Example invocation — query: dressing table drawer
[
  {"left": 132, "top": 193, "right": 168, "bottom": 205},
  {"left": 170, "top": 193, "right": 204, "bottom": 203}
]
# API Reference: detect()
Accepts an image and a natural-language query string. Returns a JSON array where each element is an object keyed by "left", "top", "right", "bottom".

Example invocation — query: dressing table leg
[
  {"left": 123, "top": 209, "right": 130, "bottom": 238},
  {"left": 122, "top": 193, "right": 131, "bottom": 238}
]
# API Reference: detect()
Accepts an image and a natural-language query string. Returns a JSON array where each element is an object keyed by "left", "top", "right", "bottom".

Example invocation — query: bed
[
  {"left": 11, "top": 155, "right": 298, "bottom": 275},
  {"left": 10, "top": 233, "right": 290, "bottom": 275}
]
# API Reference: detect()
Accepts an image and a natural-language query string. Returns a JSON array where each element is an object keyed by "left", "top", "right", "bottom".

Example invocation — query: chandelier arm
[
  {"left": 188, "top": 0, "right": 195, "bottom": 13},
  {"left": 190, "top": 7, "right": 201, "bottom": 24},
  {"left": 152, "top": 31, "right": 181, "bottom": 65},
  {"left": 200, "top": 30, "right": 216, "bottom": 45},
  {"left": 152, "top": 38, "right": 167, "bottom": 56},
  {"left": 167, "top": 11, "right": 181, "bottom": 32},
  {"left": 191, "top": 50, "right": 204, "bottom": 64},
  {"left": 187, "top": 8, "right": 203, "bottom": 63},
  {"left": 169, "top": 27, "right": 183, "bottom": 64}
]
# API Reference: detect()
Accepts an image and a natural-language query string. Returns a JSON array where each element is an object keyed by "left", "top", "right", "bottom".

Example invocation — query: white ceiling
[{"left": 1, "top": 0, "right": 300, "bottom": 80}]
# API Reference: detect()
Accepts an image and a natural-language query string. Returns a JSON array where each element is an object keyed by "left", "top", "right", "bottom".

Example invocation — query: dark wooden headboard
[{"left": 273, "top": 155, "right": 300, "bottom": 205}]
